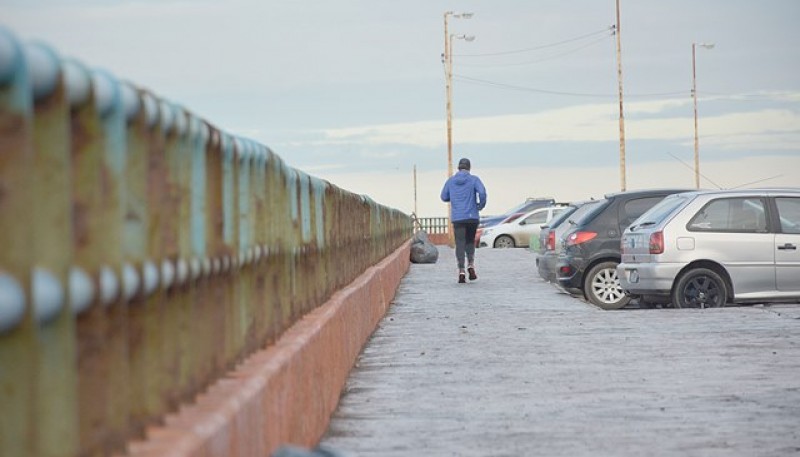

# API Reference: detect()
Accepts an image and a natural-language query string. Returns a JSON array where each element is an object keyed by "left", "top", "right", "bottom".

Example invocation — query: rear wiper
[{"left": 630, "top": 221, "right": 656, "bottom": 231}]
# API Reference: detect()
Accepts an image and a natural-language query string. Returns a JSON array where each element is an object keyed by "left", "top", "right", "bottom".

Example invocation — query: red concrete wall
[
  {"left": 126, "top": 241, "right": 412, "bottom": 457},
  {"left": 428, "top": 233, "right": 450, "bottom": 245}
]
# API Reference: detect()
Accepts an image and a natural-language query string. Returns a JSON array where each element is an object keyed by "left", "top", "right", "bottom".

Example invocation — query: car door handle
[{"left": 777, "top": 243, "right": 797, "bottom": 250}]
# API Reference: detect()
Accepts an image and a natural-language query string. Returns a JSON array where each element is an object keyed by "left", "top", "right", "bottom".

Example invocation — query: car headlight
[{"left": 482, "top": 229, "right": 493, "bottom": 236}]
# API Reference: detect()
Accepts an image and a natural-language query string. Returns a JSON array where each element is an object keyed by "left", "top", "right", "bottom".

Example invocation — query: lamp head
[{"left": 452, "top": 34, "right": 475, "bottom": 42}]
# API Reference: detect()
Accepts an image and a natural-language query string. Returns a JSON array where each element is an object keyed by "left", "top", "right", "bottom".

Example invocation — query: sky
[{"left": 2, "top": 0, "right": 799, "bottom": 218}]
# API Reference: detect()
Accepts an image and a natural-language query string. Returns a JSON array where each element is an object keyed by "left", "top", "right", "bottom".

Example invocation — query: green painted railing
[{"left": 0, "top": 27, "right": 411, "bottom": 457}]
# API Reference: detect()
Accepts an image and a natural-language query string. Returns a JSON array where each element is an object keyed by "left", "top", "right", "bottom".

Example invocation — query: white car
[
  {"left": 618, "top": 188, "right": 800, "bottom": 308},
  {"left": 479, "top": 205, "right": 568, "bottom": 248}
]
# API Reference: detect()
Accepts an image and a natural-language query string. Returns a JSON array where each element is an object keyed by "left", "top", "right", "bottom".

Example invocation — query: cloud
[{"left": 309, "top": 97, "right": 800, "bottom": 151}]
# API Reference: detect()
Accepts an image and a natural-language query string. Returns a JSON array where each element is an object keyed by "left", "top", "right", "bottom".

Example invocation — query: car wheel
[
  {"left": 672, "top": 268, "right": 727, "bottom": 308},
  {"left": 493, "top": 235, "right": 515, "bottom": 248},
  {"left": 584, "top": 261, "right": 630, "bottom": 310}
]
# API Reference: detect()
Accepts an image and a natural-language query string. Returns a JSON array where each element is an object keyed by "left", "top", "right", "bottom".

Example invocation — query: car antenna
[
  {"left": 728, "top": 174, "right": 784, "bottom": 189},
  {"left": 665, "top": 151, "right": 723, "bottom": 189}
]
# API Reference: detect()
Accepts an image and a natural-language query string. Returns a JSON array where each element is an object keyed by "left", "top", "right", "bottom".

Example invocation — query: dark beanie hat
[{"left": 458, "top": 158, "right": 471, "bottom": 170}]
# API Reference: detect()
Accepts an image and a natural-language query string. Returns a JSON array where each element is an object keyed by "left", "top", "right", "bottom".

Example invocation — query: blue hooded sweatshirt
[{"left": 440, "top": 170, "right": 487, "bottom": 222}]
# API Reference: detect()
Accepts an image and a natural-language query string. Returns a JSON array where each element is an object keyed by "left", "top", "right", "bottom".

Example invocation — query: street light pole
[
  {"left": 443, "top": 11, "right": 473, "bottom": 246},
  {"left": 443, "top": 11, "right": 473, "bottom": 179},
  {"left": 692, "top": 42, "right": 714, "bottom": 189}
]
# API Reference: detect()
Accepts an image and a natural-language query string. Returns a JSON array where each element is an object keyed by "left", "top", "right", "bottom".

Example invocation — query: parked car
[
  {"left": 479, "top": 197, "right": 555, "bottom": 229},
  {"left": 475, "top": 212, "right": 525, "bottom": 247},
  {"left": 480, "top": 205, "right": 568, "bottom": 248},
  {"left": 536, "top": 200, "right": 601, "bottom": 282},
  {"left": 555, "top": 188, "right": 691, "bottom": 310},
  {"left": 618, "top": 188, "right": 800, "bottom": 308}
]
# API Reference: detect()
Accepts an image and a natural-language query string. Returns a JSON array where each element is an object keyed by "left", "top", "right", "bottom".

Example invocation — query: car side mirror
[{"left": 519, "top": 220, "right": 526, "bottom": 226}]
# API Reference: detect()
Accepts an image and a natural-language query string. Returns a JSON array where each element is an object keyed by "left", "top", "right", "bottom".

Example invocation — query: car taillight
[
  {"left": 566, "top": 231, "right": 597, "bottom": 246},
  {"left": 546, "top": 231, "right": 556, "bottom": 251},
  {"left": 649, "top": 231, "right": 664, "bottom": 254}
]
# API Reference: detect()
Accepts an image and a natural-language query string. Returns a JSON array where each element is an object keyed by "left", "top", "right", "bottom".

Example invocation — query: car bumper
[
  {"left": 479, "top": 234, "right": 497, "bottom": 248},
  {"left": 555, "top": 258, "right": 584, "bottom": 291},
  {"left": 617, "top": 262, "right": 683, "bottom": 295},
  {"left": 537, "top": 253, "right": 557, "bottom": 282}
]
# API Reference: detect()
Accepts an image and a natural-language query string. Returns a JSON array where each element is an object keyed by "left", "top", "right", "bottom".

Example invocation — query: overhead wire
[
  {"left": 454, "top": 26, "right": 614, "bottom": 57},
  {"left": 459, "top": 34, "right": 613, "bottom": 68},
  {"left": 665, "top": 152, "right": 724, "bottom": 189},
  {"left": 452, "top": 74, "right": 687, "bottom": 99}
]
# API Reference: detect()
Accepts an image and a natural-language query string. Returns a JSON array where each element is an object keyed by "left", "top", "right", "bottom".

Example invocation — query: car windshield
[{"left": 629, "top": 193, "right": 691, "bottom": 229}]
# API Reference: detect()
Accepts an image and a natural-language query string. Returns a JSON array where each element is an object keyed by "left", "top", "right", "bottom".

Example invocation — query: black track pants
[{"left": 453, "top": 221, "right": 479, "bottom": 269}]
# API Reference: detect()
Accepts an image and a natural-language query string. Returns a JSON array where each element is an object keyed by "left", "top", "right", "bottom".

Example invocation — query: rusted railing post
[
  {"left": 28, "top": 41, "right": 80, "bottom": 457},
  {"left": 0, "top": 28, "right": 36, "bottom": 457}
]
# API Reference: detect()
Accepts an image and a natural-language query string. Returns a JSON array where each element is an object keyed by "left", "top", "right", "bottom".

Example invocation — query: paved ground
[{"left": 319, "top": 247, "right": 800, "bottom": 457}]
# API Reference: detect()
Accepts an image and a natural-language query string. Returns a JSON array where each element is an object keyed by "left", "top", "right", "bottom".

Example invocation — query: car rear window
[
  {"left": 545, "top": 206, "right": 577, "bottom": 229},
  {"left": 630, "top": 193, "right": 691, "bottom": 227},
  {"left": 619, "top": 196, "right": 671, "bottom": 228},
  {"left": 567, "top": 200, "right": 606, "bottom": 226}
]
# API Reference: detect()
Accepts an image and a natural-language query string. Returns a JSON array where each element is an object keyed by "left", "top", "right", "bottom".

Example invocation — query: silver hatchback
[{"left": 618, "top": 188, "right": 800, "bottom": 308}]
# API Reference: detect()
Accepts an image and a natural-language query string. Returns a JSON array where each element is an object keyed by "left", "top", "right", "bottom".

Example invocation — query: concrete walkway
[{"left": 319, "top": 247, "right": 800, "bottom": 457}]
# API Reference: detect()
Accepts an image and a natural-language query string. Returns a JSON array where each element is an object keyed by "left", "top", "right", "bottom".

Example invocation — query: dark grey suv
[{"left": 555, "top": 188, "right": 690, "bottom": 309}]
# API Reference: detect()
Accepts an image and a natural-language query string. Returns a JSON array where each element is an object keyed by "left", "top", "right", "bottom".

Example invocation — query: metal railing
[
  {"left": 0, "top": 27, "right": 411, "bottom": 457},
  {"left": 416, "top": 216, "right": 450, "bottom": 234}
]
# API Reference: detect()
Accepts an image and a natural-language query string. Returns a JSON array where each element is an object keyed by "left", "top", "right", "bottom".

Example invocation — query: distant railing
[
  {"left": 416, "top": 217, "right": 450, "bottom": 234},
  {"left": 0, "top": 27, "right": 411, "bottom": 457}
]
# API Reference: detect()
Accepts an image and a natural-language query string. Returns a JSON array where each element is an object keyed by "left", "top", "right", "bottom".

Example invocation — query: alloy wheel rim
[
  {"left": 684, "top": 276, "right": 722, "bottom": 308},
  {"left": 591, "top": 268, "right": 624, "bottom": 304}
]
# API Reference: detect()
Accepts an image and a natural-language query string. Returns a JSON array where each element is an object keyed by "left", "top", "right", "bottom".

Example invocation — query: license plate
[
  {"left": 628, "top": 269, "right": 639, "bottom": 283},
  {"left": 625, "top": 234, "right": 645, "bottom": 251}
]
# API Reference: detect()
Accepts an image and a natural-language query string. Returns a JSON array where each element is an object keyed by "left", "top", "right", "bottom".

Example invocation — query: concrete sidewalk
[{"left": 320, "top": 247, "right": 800, "bottom": 457}]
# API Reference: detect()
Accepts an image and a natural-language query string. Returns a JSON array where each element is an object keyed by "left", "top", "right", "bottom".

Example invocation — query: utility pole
[
  {"left": 443, "top": 11, "right": 473, "bottom": 246},
  {"left": 443, "top": 11, "right": 473, "bottom": 179},
  {"left": 692, "top": 42, "right": 715, "bottom": 189},
  {"left": 615, "top": 0, "right": 626, "bottom": 191},
  {"left": 413, "top": 164, "right": 417, "bottom": 217}
]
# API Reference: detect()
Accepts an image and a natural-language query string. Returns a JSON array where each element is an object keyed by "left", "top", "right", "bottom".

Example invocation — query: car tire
[
  {"left": 584, "top": 261, "right": 630, "bottom": 310},
  {"left": 672, "top": 268, "right": 727, "bottom": 308},
  {"left": 493, "top": 235, "right": 515, "bottom": 248}
]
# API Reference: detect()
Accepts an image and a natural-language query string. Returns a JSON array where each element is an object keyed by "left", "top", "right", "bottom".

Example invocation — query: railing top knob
[
  {"left": 69, "top": 266, "right": 94, "bottom": 315},
  {"left": 174, "top": 106, "right": 187, "bottom": 136},
  {"left": 0, "top": 27, "right": 21, "bottom": 86},
  {"left": 91, "top": 70, "right": 119, "bottom": 118},
  {"left": 99, "top": 265, "right": 120, "bottom": 307},
  {"left": 32, "top": 267, "right": 64, "bottom": 325},
  {"left": 63, "top": 59, "right": 91, "bottom": 107},
  {"left": 142, "top": 91, "right": 159, "bottom": 127},
  {"left": 24, "top": 42, "right": 61, "bottom": 101},
  {"left": 159, "top": 99, "right": 175, "bottom": 133},
  {"left": 120, "top": 82, "right": 140, "bottom": 122}
]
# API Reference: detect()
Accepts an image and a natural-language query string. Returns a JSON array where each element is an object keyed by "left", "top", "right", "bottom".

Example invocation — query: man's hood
[{"left": 453, "top": 171, "right": 471, "bottom": 185}]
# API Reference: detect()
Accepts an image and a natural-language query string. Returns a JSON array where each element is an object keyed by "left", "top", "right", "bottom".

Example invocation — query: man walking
[{"left": 440, "top": 158, "right": 487, "bottom": 283}]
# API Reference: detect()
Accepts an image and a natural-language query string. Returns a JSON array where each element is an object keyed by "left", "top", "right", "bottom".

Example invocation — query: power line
[
  {"left": 453, "top": 74, "right": 687, "bottom": 98},
  {"left": 454, "top": 26, "right": 614, "bottom": 57},
  {"left": 459, "top": 34, "right": 612, "bottom": 68}
]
